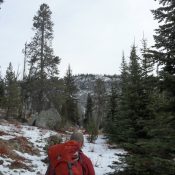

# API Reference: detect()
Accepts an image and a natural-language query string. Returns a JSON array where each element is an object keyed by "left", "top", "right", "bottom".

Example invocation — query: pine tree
[
  {"left": 93, "top": 78, "right": 106, "bottom": 129},
  {"left": 151, "top": 0, "right": 175, "bottom": 157},
  {"left": 115, "top": 53, "right": 134, "bottom": 142},
  {"left": 105, "top": 80, "right": 119, "bottom": 142},
  {"left": 139, "top": 38, "right": 156, "bottom": 134},
  {"left": 115, "top": 46, "right": 150, "bottom": 141},
  {"left": 0, "top": 70, "right": 5, "bottom": 108},
  {"left": 118, "top": 45, "right": 143, "bottom": 142},
  {"left": 4, "top": 63, "right": 21, "bottom": 118},
  {"left": 84, "top": 93, "right": 93, "bottom": 126},
  {"left": 128, "top": 45, "right": 147, "bottom": 138},
  {"left": 85, "top": 93, "right": 98, "bottom": 143},
  {"left": 62, "top": 65, "right": 79, "bottom": 124},
  {"left": 114, "top": 42, "right": 175, "bottom": 175},
  {"left": 25, "top": 3, "right": 60, "bottom": 112},
  {"left": 151, "top": 0, "right": 175, "bottom": 112},
  {"left": 141, "top": 38, "right": 154, "bottom": 78},
  {"left": 142, "top": 1, "right": 175, "bottom": 174}
]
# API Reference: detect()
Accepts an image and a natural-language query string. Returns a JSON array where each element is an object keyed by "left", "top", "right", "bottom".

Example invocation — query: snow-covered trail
[{"left": 0, "top": 120, "right": 126, "bottom": 175}]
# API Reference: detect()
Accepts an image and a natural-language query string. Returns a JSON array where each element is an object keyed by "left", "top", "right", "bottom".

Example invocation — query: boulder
[{"left": 32, "top": 108, "right": 62, "bottom": 130}]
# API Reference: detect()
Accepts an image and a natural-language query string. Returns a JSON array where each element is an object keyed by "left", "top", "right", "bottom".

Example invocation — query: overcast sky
[{"left": 0, "top": 0, "right": 158, "bottom": 78}]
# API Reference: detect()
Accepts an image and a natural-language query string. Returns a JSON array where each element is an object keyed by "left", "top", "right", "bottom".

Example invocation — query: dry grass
[
  {"left": 0, "top": 141, "right": 26, "bottom": 162},
  {"left": 0, "top": 130, "right": 9, "bottom": 136},
  {"left": 9, "top": 136, "right": 40, "bottom": 155},
  {"left": 9, "top": 160, "right": 30, "bottom": 170}
]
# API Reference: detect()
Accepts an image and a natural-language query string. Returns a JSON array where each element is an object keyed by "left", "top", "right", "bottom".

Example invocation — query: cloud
[{"left": 0, "top": 0, "right": 158, "bottom": 78}]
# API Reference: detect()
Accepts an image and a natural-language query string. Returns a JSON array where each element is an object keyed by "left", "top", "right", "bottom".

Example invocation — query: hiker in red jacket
[{"left": 46, "top": 131, "right": 95, "bottom": 175}]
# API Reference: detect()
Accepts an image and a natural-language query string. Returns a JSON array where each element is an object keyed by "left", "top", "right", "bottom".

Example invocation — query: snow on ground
[{"left": 0, "top": 120, "right": 126, "bottom": 175}]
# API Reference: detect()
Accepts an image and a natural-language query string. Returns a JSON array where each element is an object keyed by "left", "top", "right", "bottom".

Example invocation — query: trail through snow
[{"left": 0, "top": 120, "right": 126, "bottom": 175}]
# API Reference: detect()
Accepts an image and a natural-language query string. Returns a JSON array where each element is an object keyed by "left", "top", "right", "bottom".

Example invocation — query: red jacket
[
  {"left": 46, "top": 141, "right": 95, "bottom": 175},
  {"left": 79, "top": 151, "right": 95, "bottom": 175}
]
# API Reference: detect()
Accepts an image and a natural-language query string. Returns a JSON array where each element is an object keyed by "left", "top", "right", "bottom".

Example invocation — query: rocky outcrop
[{"left": 31, "top": 108, "right": 61, "bottom": 130}]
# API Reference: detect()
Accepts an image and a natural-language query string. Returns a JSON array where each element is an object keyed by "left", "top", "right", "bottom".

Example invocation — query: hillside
[
  {"left": 74, "top": 74, "right": 120, "bottom": 111},
  {"left": 0, "top": 119, "right": 126, "bottom": 175}
]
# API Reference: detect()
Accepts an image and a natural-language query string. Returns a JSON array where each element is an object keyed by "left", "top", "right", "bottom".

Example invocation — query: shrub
[
  {"left": 44, "top": 134, "right": 62, "bottom": 151},
  {"left": 86, "top": 120, "right": 98, "bottom": 143}
]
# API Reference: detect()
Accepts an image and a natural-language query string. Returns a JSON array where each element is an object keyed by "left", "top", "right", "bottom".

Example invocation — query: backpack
[{"left": 46, "top": 141, "right": 84, "bottom": 175}]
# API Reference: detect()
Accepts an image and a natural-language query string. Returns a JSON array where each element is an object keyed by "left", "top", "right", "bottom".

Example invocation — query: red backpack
[{"left": 46, "top": 141, "right": 84, "bottom": 175}]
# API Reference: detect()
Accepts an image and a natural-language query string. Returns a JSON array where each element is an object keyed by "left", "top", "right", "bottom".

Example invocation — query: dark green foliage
[
  {"left": 140, "top": 38, "right": 155, "bottom": 110},
  {"left": 85, "top": 93, "right": 98, "bottom": 143},
  {"left": 62, "top": 65, "right": 79, "bottom": 125},
  {"left": 25, "top": 3, "right": 60, "bottom": 113},
  {"left": 86, "top": 119, "right": 98, "bottom": 143},
  {"left": 104, "top": 80, "right": 119, "bottom": 142},
  {"left": 108, "top": 1, "right": 175, "bottom": 174},
  {"left": 93, "top": 78, "right": 107, "bottom": 129},
  {"left": 106, "top": 40, "right": 175, "bottom": 174},
  {"left": 151, "top": 0, "right": 175, "bottom": 112},
  {"left": 113, "top": 155, "right": 175, "bottom": 175},
  {"left": 47, "top": 79, "right": 65, "bottom": 112},
  {"left": 4, "top": 63, "right": 21, "bottom": 118},
  {"left": 61, "top": 97, "right": 79, "bottom": 124},
  {"left": 84, "top": 93, "right": 93, "bottom": 127},
  {"left": 27, "top": 3, "right": 60, "bottom": 79},
  {"left": 118, "top": 45, "right": 144, "bottom": 142},
  {"left": 64, "top": 65, "right": 77, "bottom": 98},
  {"left": 0, "top": 72, "right": 5, "bottom": 108},
  {"left": 141, "top": 38, "right": 154, "bottom": 78}
]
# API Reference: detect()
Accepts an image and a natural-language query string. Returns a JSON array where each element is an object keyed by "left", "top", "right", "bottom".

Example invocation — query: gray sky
[{"left": 0, "top": 0, "right": 158, "bottom": 78}]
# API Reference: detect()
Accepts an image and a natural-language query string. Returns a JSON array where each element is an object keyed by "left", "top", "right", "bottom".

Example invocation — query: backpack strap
[
  {"left": 53, "top": 161, "right": 73, "bottom": 175},
  {"left": 78, "top": 153, "right": 84, "bottom": 175},
  {"left": 67, "top": 162, "right": 73, "bottom": 175},
  {"left": 45, "top": 164, "right": 50, "bottom": 175},
  {"left": 45, "top": 162, "right": 56, "bottom": 175}
]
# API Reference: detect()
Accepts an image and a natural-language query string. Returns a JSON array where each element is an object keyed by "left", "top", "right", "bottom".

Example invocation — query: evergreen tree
[
  {"left": 151, "top": 0, "right": 175, "bottom": 112},
  {"left": 62, "top": 65, "right": 79, "bottom": 124},
  {"left": 151, "top": 0, "right": 175, "bottom": 157},
  {"left": 0, "top": 70, "right": 5, "bottom": 108},
  {"left": 115, "top": 53, "right": 134, "bottom": 142},
  {"left": 117, "top": 45, "right": 143, "bottom": 143},
  {"left": 127, "top": 45, "right": 146, "bottom": 139},
  {"left": 138, "top": 1, "right": 175, "bottom": 174},
  {"left": 25, "top": 3, "right": 60, "bottom": 112},
  {"left": 113, "top": 41, "right": 175, "bottom": 175},
  {"left": 4, "top": 63, "right": 21, "bottom": 118},
  {"left": 93, "top": 78, "right": 106, "bottom": 129},
  {"left": 141, "top": 38, "right": 154, "bottom": 78},
  {"left": 84, "top": 93, "right": 93, "bottom": 126},
  {"left": 140, "top": 38, "right": 155, "bottom": 124},
  {"left": 104, "top": 80, "right": 119, "bottom": 142}
]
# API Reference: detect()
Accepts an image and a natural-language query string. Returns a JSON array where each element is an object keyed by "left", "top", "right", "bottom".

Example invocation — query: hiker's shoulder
[
  {"left": 49, "top": 142, "right": 63, "bottom": 149},
  {"left": 48, "top": 143, "right": 63, "bottom": 154},
  {"left": 80, "top": 151, "right": 91, "bottom": 162},
  {"left": 80, "top": 151, "right": 95, "bottom": 174}
]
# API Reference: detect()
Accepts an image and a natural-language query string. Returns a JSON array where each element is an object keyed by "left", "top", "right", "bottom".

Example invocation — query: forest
[{"left": 0, "top": 0, "right": 175, "bottom": 175}]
